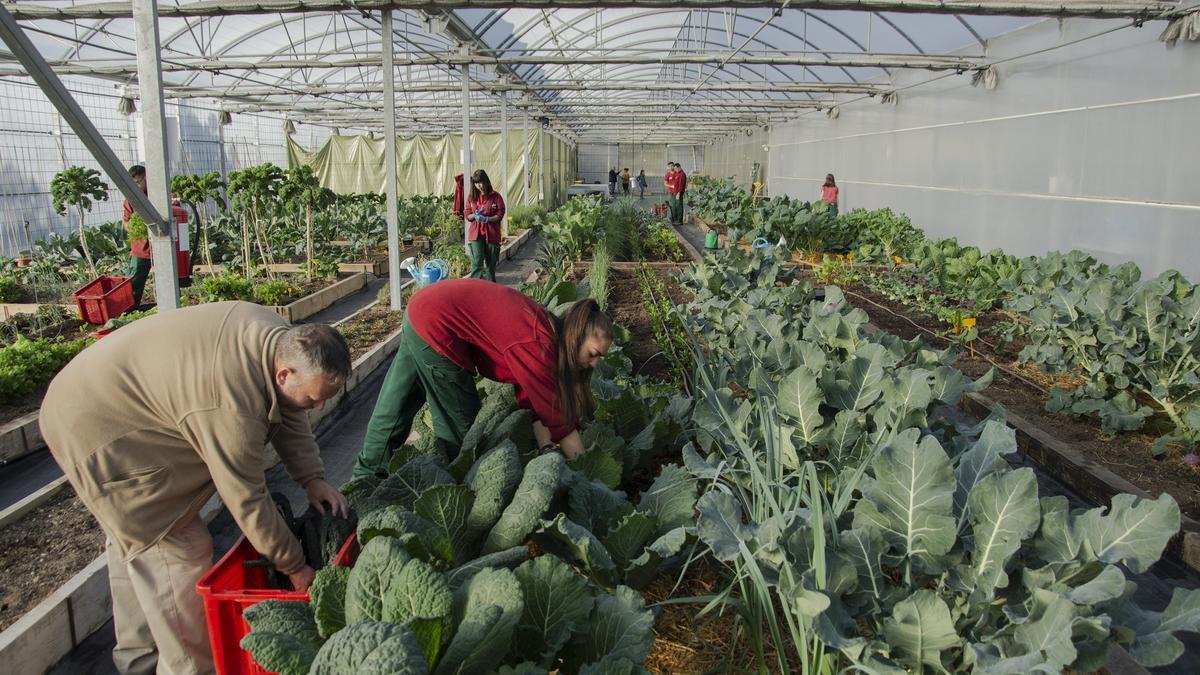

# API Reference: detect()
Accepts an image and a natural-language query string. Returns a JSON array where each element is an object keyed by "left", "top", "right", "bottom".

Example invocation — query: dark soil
[
  {"left": 0, "top": 316, "right": 88, "bottom": 348},
  {"left": 572, "top": 265, "right": 693, "bottom": 382},
  {"left": 0, "top": 394, "right": 43, "bottom": 428},
  {"left": 813, "top": 270, "right": 1200, "bottom": 521},
  {"left": 338, "top": 306, "right": 405, "bottom": 361},
  {"left": 0, "top": 485, "right": 104, "bottom": 632}
]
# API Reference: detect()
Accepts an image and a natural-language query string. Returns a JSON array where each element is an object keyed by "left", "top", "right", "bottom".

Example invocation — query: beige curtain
[{"left": 287, "top": 131, "right": 534, "bottom": 204}]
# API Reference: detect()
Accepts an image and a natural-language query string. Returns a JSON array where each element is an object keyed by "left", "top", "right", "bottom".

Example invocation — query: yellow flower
[
  {"left": 962, "top": 317, "right": 977, "bottom": 328},
  {"left": 893, "top": 255, "right": 904, "bottom": 264},
  {"left": 847, "top": 252, "right": 855, "bottom": 261}
]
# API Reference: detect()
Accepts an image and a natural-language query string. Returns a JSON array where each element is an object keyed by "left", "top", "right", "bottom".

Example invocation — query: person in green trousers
[
  {"left": 465, "top": 169, "right": 505, "bottom": 282},
  {"left": 352, "top": 279, "right": 614, "bottom": 479},
  {"left": 122, "top": 165, "right": 154, "bottom": 307}
]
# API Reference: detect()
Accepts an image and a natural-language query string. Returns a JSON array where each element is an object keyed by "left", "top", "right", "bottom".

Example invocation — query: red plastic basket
[
  {"left": 197, "top": 535, "right": 357, "bottom": 675},
  {"left": 73, "top": 275, "right": 134, "bottom": 325}
]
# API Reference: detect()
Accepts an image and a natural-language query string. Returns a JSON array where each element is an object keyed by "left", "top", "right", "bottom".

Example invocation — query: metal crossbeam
[
  {"left": 225, "top": 99, "right": 829, "bottom": 112},
  {"left": 160, "top": 80, "right": 887, "bottom": 98},
  {"left": 0, "top": 53, "right": 988, "bottom": 78},
  {"left": 7, "top": 0, "right": 1179, "bottom": 21}
]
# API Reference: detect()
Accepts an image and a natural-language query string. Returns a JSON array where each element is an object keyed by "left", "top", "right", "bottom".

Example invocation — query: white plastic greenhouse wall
[
  {"left": 764, "top": 19, "right": 1199, "bottom": 280},
  {"left": 0, "top": 75, "right": 337, "bottom": 252}
]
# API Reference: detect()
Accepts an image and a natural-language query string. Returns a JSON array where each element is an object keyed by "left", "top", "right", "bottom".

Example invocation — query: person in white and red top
[
  {"left": 821, "top": 173, "right": 840, "bottom": 218},
  {"left": 464, "top": 169, "right": 506, "bottom": 282}
]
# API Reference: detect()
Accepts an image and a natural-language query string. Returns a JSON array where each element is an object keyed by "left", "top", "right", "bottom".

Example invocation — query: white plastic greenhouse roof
[{"left": 0, "top": 1, "right": 1191, "bottom": 143}]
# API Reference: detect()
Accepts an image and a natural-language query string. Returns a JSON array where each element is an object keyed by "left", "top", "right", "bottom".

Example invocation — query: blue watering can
[
  {"left": 400, "top": 257, "right": 449, "bottom": 287},
  {"left": 752, "top": 236, "right": 788, "bottom": 262}
]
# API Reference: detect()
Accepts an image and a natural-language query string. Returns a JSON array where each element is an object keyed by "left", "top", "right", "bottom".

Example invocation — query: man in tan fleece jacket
[{"left": 41, "top": 301, "right": 351, "bottom": 675}]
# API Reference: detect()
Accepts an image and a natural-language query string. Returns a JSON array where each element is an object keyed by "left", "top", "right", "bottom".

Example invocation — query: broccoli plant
[
  {"left": 228, "top": 163, "right": 285, "bottom": 277},
  {"left": 172, "top": 171, "right": 226, "bottom": 269},
  {"left": 279, "top": 166, "right": 334, "bottom": 280},
  {"left": 50, "top": 166, "right": 109, "bottom": 278}
]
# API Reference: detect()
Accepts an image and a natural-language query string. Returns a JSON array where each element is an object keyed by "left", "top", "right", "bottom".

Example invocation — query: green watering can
[{"left": 704, "top": 231, "right": 719, "bottom": 250}]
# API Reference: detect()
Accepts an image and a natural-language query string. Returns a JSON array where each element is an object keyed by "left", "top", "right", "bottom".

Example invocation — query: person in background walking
[
  {"left": 620, "top": 168, "right": 631, "bottom": 195},
  {"left": 608, "top": 167, "right": 618, "bottom": 197},
  {"left": 465, "top": 169, "right": 505, "bottom": 282},
  {"left": 636, "top": 169, "right": 648, "bottom": 199},
  {"left": 821, "top": 173, "right": 840, "bottom": 217},
  {"left": 353, "top": 281, "right": 615, "bottom": 477},
  {"left": 675, "top": 163, "right": 688, "bottom": 222},
  {"left": 664, "top": 162, "right": 684, "bottom": 226}
]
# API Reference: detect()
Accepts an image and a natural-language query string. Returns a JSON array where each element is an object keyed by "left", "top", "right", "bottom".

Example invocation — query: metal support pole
[
  {"left": 133, "top": 0, "right": 179, "bottom": 311},
  {"left": 500, "top": 92, "right": 509, "bottom": 204},
  {"left": 383, "top": 10, "right": 401, "bottom": 311},
  {"left": 216, "top": 112, "right": 229, "bottom": 189},
  {"left": 522, "top": 111, "right": 530, "bottom": 206},
  {"left": 460, "top": 63, "right": 470, "bottom": 248},
  {"left": 538, "top": 124, "right": 547, "bottom": 210},
  {"left": 0, "top": 2, "right": 171, "bottom": 277}
]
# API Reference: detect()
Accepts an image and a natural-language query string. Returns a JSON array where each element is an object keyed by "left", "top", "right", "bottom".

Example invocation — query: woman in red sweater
[
  {"left": 820, "top": 173, "right": 840, "bottom": 218},
  {"left": 465, "top": 169, "right": 505, "bottom": 282},
  {"left": 352, "top": 279, "right": 613, "bottom": 478}
]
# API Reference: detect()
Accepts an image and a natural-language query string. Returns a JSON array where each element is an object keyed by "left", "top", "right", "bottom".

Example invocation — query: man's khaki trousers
[{"left": 105, "top": 516, "right": 216, "bottom": 675}]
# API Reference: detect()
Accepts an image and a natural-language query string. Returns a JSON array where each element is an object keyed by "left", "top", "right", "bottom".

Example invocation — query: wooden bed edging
[{"left": 960, "top": 391, "right": 1200, "bottom": 575}]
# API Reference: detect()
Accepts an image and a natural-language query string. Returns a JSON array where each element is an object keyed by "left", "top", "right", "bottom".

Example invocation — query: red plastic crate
[
  {"left": 197, "top": 535, "right": 357, "bottom": 675},
  {"left": 73, "top": 275, "right": 134, "bottom": 325}
]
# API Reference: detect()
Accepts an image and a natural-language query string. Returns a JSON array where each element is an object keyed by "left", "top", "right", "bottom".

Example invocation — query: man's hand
[
  {"left": 304, "top": 478, "right": 349, "bottom": 518},
  {"left": 288, "top": 565, "right": 316, "bottom": 592}
]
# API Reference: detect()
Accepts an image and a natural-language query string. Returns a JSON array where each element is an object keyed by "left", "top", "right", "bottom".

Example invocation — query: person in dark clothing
[
  {"left": 636, "top": 170, "right": 648, "bottom": 199},
  {"left": 608, "top": 167, "right": 618, "bottom": 197},
  {"left": 352, "top": 280, "right": 614, "bottom": 477}
]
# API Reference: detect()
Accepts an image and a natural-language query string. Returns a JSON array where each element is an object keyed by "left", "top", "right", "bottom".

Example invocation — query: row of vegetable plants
[
  {"left": 687, "top": 177, "right": 1199, "bottom": 461},
  {"left": 240, "top": 235, "right": 1200, "bottom": 674},
  {"left": 240, "top": 271, "right": 697, "bottom": 674},
  {"left": 670, "top": 245, "right": 1199, "bottom": 673}
]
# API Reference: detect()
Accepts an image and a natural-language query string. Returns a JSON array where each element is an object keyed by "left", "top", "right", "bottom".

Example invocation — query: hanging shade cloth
[{"left": 287, "top": 131, "right": 538, "bottom": 201}]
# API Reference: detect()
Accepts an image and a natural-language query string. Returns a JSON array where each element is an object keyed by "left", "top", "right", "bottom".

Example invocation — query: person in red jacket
[
  {"left": 352, "top": 280, "right": 613, "bottom": 478},
  {"left": 464, "top": 169, "right": 505, "bottom": 282},
  {"left": 664, "top": 162, "right": 685, "bottom": 226},
  {"left": 821, "top": 173, "right": 840, "bottom": 217}
]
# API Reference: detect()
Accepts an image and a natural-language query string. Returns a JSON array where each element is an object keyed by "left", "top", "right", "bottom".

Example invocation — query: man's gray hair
[{"left": 277, "top": 324, "right": 352, "bottom": 381}]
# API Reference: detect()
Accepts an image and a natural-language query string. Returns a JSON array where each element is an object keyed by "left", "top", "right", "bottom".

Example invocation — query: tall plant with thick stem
[
  {"left": 172, "top": 172, "right": 226, "bottom": 270},
  {"left": 50, "top": 166, "right": 108, "bottom": 279},
  {"left": 227, "top": 164, "right": 283, "bottom": 279},
  {"left": 279, "top": 166, "right": 333, "bottom": 280}
]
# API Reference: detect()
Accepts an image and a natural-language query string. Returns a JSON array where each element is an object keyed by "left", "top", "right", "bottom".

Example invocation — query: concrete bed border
[{"left": 0, "top": 229, "right": 538, "bottom": 674}]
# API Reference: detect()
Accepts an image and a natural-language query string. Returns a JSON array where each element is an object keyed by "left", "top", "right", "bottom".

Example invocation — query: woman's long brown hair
[
  {"left": 469, "top": 169, "right": 493, "bottom": 202},
  {"left": 551, "top": 298, "right": 613, "bottom": 426}
]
